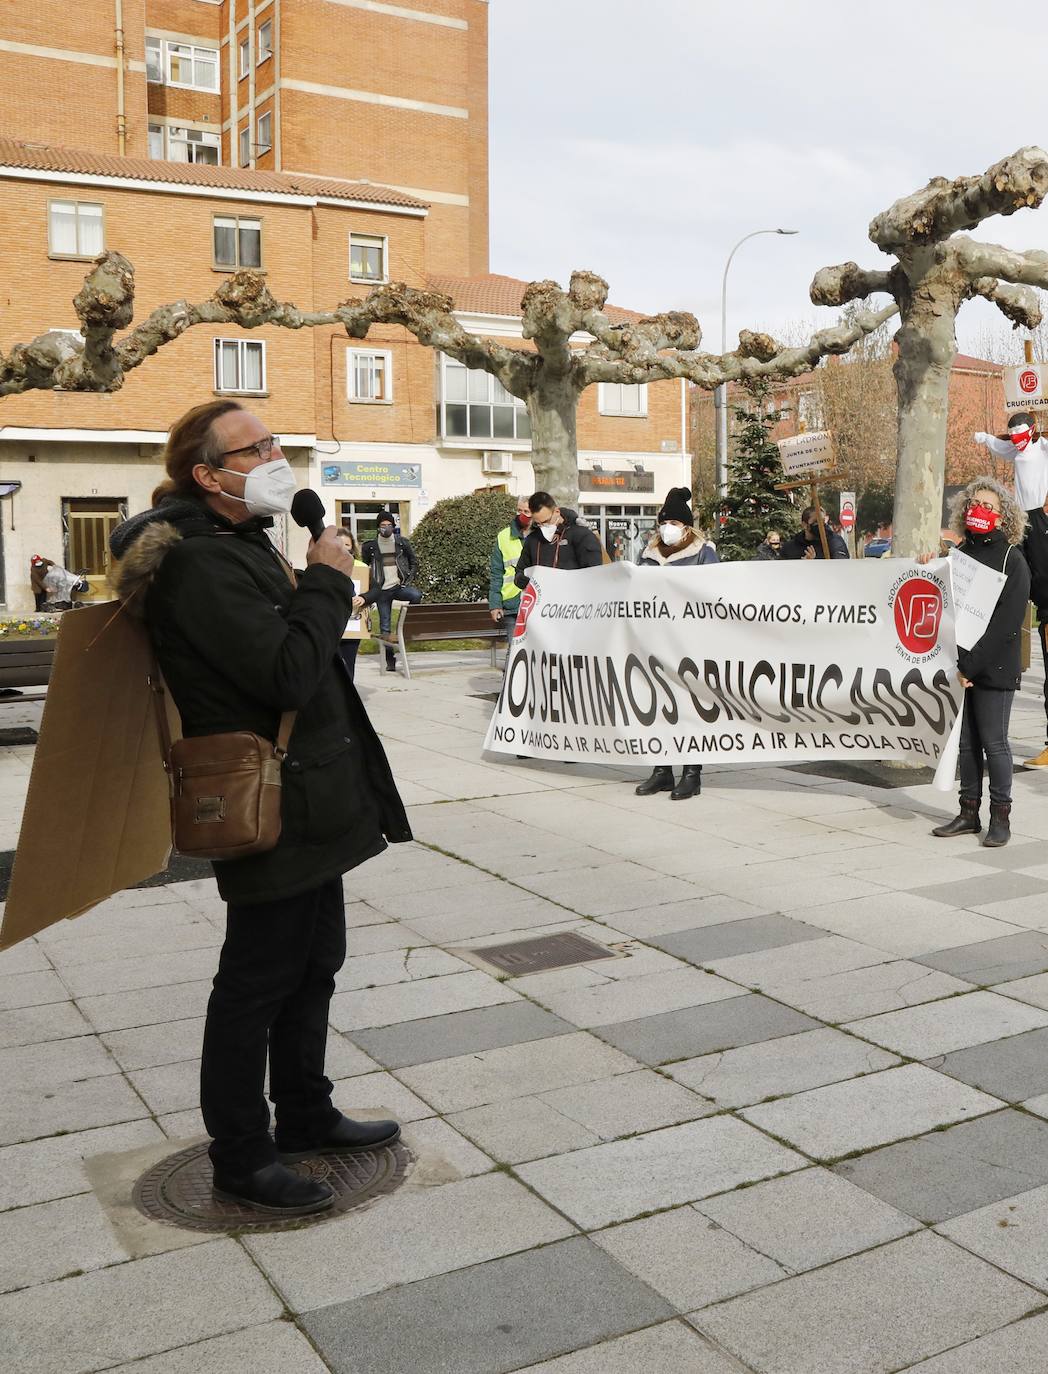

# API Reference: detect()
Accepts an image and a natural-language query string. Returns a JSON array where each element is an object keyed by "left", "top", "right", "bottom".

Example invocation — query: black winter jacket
[
  {"left": 110, "top": 497, "right": 411, "bottom": 904},
  {"left": 361, "top": 532, "right": 418, "bottom": 595},
  {"left": 780, "top": 526, "right": 849, "bottom": 560},
  {"left": 514, "top": 509, "right": 602, "bottom": 589},
  {"left": 955, "top": 529, "right": 1031, "bottom": 691},
  {"left": 1023, "top": 507, "right": 1048, "bottom": 621}
]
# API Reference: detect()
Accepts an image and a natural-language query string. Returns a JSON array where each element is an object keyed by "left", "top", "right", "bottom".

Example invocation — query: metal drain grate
[
  {"left": 0, "top": 727, "right": 39, "bottom": 745},
  {"left": 133, "top": 1139, "right": 412, "bottom": 1233},
  {"left": 469, "top": 930, "right": 617, "bottom": 976}
]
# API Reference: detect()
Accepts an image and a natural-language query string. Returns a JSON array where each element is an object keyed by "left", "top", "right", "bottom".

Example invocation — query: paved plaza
[{"left": 4, "top": 655, "right": 1048, "bottom": 1372}]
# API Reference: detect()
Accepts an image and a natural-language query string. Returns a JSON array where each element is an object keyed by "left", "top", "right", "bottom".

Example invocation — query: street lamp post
[{"left": 714, "top": 228, "right": 799, "bottom": 495}]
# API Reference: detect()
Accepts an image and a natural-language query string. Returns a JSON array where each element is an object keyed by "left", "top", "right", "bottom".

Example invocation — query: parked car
[{"left": 863, "top": 537, "right": 891, "bottom": 558}]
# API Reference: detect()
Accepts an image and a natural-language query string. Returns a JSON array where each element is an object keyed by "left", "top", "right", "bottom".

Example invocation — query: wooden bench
[
  {"left": 0, "top": 638, "right": 56, "bottom": 702},
  {"left": 376, "top": 602, "right": 504, "bottom": 680}
]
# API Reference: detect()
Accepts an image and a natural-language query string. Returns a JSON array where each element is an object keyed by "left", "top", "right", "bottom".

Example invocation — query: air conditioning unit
[{"left": 482, "top": 450, "right": 513, "bottom": 475}]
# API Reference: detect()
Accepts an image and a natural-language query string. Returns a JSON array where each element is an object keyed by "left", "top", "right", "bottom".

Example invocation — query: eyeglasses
[{"left": 218, "top": 435, "right": 281, "bottom": 463}]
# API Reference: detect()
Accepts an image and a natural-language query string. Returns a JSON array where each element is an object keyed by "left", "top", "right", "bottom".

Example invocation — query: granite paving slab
[
  {"left": 0, "top": 1192, "right": 129, "bottom": 1294},
  {"left": 901, "top": 1311, "right": 1048, "bottom": 1372},
  {"left": 592, "top": 1204, "right": 788, "bottom": 1308},
  {"left": 833, "top": 1110, "right": 1048, "bottom": 1223},
  {"left": 993, "top": 971, "right": 1048, "bottom": 1010},
  {"left": 351, "top": 1000, "right": 574, "bottom": 1069},
  {"left": 914, "top": 930, "right": 1048, "bottom": 985},
  {"left": 592, "top": 995, "right": 821, "bottom": 1066},
  {"left": 300, "top": 1237, "right": 674, "bottom": 1374},
  {"left": 792, "top": 901, "right": 1024, "bottom": 960},
  {"left": 605, "top": 895, "right": 774, "bottom": 939},
  {"left": 741, "top": 1065, "right": 1001, "bottom": 1161},
  {"left": 0, "top": 1074, "right": 149, "bottom": 1148},
  {"left": 0, "top": 1119, "right": 164, "bottom": 1211},
  {"left": 916, "top": 873, "right": 1048, "bottom": 910},
  {"left": 516, "top": 1116, "right": 806, "bottom": 1230},
  {"left": 764, "top": 961, "right": 973, "bottom": 1022},
  {"left": 704, "top": 935, "right": 890, "bottom": 991},
  {"left": 693, "top": 1231, "right": 1041, "bottom": 1374},
  {"left": 329, "top": 969, "right": 519, "bottom": 1031},
  {"left": 533, "top": 967, "right": 743, "bottom": 1028},
  {"left": 537, "top": 1069, "right": 713, "bottom": 1139},
  {"left": 648, "top": 913, "right": 825, "bottom": 966},
  {"left": 96, "top": 1322, "right": 333, "bottom": 1374},
  {"left": 513, "top": 1322, "right": 747, "bottom": 1374},
  {"left": 845, "top": 990, "right": 1048, "bottom": 1058},
  {"left": 244, "top": 1171, "right": 575, "bottom": 1312},
  {"left": 0, "top": 1000, "right": 92, "bottom": 1050},
  {"left": 929, "top": 1027, "right": 1048, "bottom": 1102},
  {"left": 937, "top": 1183, "right": 1048, "bottom": 1291},
  {"left": 667, "top": 1027, "right": 899, "bottom": 1109},
  {"left": 696, "top": 1166, "right": 918, "bottom": 1273},
  {"left": 75, "top": 982, "right": 213, "bottom": 1034},
  {"left": 447, "top": 1096, "right": 601, "bottom": 1164}
]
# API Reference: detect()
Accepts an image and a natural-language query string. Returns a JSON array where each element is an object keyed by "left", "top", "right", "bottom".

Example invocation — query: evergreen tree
[{"left": 711, "top": 378, "right": 799, "bottom": 562}]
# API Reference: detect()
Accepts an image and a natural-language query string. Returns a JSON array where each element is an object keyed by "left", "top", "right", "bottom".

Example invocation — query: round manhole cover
[{"left": 133, "top": 1141, "right": 412, "bottom": 1233}]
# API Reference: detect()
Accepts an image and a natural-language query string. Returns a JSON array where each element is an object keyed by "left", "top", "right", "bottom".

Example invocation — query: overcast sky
[{"left": 488, "top": 0, "right": 1048, "bottom": 357}]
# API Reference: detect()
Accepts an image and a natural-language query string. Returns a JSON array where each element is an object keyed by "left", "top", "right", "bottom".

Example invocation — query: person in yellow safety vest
[{"left": 488, "top": 496, "right": 532, "bottom": 644}]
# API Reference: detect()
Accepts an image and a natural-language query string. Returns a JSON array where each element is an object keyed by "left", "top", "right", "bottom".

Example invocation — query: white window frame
[
  {"left": 257, "top": 19, "right": 273, "bottom": 62},
  {"left": 214, "top": 338, "right": 267, "bottom": 395},
  {"left": 256, "top": 112, "right": 272, "bottom": 153},
  {"left": 212, "top": 214, "right": 262, "bottom": 271},
  {"left": 145, "top": 37, "right": 162, "bottom": 84},
  {"left": 346, "top": 348, "right": 393, "bottom": 404},
  {"left": 47, "top": 200, "right": 104, "bottom": 260},
  {"left": 239, "top": 125, "right": 251, "bottom": 166},
  {"left": 597, "top": 382, "right": 648, "bottom": 417},
  {"left": 149, "top": 123, "right": 221, "bottom": 165},
  {"left": 437, "top": 353, "right": 530, "bottom": 441},
  {"left": 149, "top": 37, "right": 219, "bottom": 92},
  {"left": 349, "top": 232, "right": 388, "bottom": 284},
  {"left": 238, "top": 36, "right": 251, "bottom": 78}
]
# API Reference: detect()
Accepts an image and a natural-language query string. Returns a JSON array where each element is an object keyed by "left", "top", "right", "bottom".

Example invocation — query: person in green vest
[{"left": 488, "top": 496, "right": 532, "bottom": 645}]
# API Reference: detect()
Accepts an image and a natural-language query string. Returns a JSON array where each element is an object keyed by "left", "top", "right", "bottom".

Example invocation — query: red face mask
[
  {"left": 965, "top": 502, "right": 1001, "bottom": 534},
  {"left": 518, "top": 511, "right": 531, "bottom": 527},
  {"left": 1010, "top": 426, "right": 1033, "bottom": 452}
]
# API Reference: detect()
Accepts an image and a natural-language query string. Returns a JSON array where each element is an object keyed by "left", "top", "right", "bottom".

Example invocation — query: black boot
[
  {"left": 385, "top": 650, "right": 397, "bottom": 673},
  {"left": 984, "top": 802, "right": 1012, "bottom": 848},
  {"left": 635, "top": 766, "right": 674, "bottom": 796},
  {"left": 211, "top": 1161, "right": 334, "bottom": 1215},
  {"left": 277, "top": 1114, "right": 401, "bottom": 1163},
  {"left": 932, "top": 796, "right": 981, "bottom": 837},
  {"left": 671, "top": 765, "right": 702, "bottom": 801}
]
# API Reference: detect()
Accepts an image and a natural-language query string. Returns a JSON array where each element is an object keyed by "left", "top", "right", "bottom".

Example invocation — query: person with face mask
[
  {"left": 753, "top": 529, "right": 783, "bottom": 561},
  {"left": 931, "top": 476, "right": 1030, "bottom": 848},
  {"left": 109, "top": 400, "right": 410, "bottom": 1217},
  {"left": 974, "top": 413, "right": 1048, "bottom": 514},
  {"left": 513, "top": 491, "right": 603, "bottom": 591},
  {"left": 360, "top": 511, "right": 422, "bottom": 672},
  {"left": 633, "top": 488, "right": 717, "bottom": 801},
  {"left": 780, "top": 505, "right": 849, "bottom": 560},
  {"left": 488, "top": 497, "right": 531, "bottom": 646}
]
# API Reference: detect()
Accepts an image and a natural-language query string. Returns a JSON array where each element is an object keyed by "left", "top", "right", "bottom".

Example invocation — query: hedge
[{"left": 412, "top": 490, "right": 518, "bottom": 603}]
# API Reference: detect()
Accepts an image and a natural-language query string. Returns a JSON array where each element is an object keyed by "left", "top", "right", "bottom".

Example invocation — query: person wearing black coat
[
  {"left": 513, "top": 492, "right": 603, "bottom": 590},
  {"left": 780, "top": 506, "right": 849, "bottom": 560},
  {"left": 1023, "top": 492, "right": 1048, "bottom": 767},
  {"left": 932, "top": 477, "right": 1030, "bottom": 848},
  {"left": 110, "top": 401, "right": 411, "bottom": 1216},
  {"left": 360, "top": 512, "right": 422, "bottom": 672}
]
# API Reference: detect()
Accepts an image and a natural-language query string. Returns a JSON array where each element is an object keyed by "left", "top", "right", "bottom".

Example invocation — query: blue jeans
[
  {"left": 502, "top": 608, "right": 518, "bottom": 646},
  {"left": 959, "top": 687, "right": 1015, "bottom": 805},
  {"left": 374, "top": 583, "right": 422, "bottom": 635}
]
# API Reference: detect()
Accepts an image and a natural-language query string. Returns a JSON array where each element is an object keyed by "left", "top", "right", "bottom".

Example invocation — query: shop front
[
  {"left": 318, "top": 456, "right": 424, "bottom": 543},
  {"left": 579, "top": 466, "right": 659, "bottom": 562}
]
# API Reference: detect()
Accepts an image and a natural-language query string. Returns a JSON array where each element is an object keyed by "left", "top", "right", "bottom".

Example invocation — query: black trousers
[
  {"left": 338, "top": 639, "right": 360, "bottom": 683},
  {"left": 958, "top": 686, "right": 1015, "bottom": 807},
  {"left": 201, "top": 875, "right": 346, "bottom": 1174},
  {"left": 1039, "top": 620, "right": 1048, "bottom": 745}
]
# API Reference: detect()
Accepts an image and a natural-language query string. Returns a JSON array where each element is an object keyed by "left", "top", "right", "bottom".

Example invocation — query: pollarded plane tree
[
  {"left": 811, "top": 146, "right": 1048, "bottom": 556},
  {"left": 0, "top": 254, "right": 896, "bottom": 505}
]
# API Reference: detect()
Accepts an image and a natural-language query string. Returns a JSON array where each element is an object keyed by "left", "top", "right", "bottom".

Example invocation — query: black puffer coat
[
  {"left": 110, "top": 497, "right": 411, "bottom": 905},
  {"left": 514, "top": 508, "right": 602, "bottom": 589}
]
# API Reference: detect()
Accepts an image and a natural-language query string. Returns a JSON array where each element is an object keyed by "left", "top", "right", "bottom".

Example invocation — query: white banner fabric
[{"left": 483, "top": 560, "right": 969, "bottom": 789}]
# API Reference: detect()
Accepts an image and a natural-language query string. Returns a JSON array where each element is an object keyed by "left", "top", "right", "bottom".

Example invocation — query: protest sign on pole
[
  {"left": 484, "top": 560, "right": 970, "bottom": 789},
  {"left": 1004, "top": 363, "right": 1048, "bottom": 414},
  {"left": 777, "top": 430, "right": 836, "bottom": 476}
]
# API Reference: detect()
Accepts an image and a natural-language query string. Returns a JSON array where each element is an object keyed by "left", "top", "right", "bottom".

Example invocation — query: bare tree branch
[
  {"left": 810, "top": 262, "right": 895, "bottom": 308},
  {"left": 869, "top": 145, "right": 1048, "bottom": 252},
  {"left": 952, "top": 237, "right": 1048, "bottom": 292},
  {"left": 970, "top": 277, "right": 1044, "bottom": 330}
]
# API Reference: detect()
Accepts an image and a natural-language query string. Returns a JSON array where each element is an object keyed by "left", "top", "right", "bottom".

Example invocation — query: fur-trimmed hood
[{"left": 108, "top": 497, "right": 271, "bottom": 615}]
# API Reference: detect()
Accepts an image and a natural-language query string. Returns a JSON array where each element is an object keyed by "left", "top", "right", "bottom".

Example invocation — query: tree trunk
[
  {"left": 891, "top": 273, "right": 959, "bottom": 557},
  {"left": 525, "top": 375, "right": 581, "bottom": 504}
]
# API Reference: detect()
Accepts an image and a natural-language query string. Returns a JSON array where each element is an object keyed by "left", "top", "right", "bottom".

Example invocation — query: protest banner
[
  {"left": 484, "top": 560, "right": 979, "bottom": 789},
  {"left": 777, "top": 429, "right": 836, "bottom": 476}
]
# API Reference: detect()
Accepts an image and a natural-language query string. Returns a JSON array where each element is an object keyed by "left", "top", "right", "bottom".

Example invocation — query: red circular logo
[
  {"left": 893, "top": 577, "right": 944, "bottom": 654},
  {"left": 513, "top": 582, "right": 538, "bottom": 640},
  {"left": 1019, "top": 368, "right": 1039, "bottom": 394}
]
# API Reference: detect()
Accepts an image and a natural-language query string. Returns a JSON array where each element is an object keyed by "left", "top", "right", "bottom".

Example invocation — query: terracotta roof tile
[
  {"left": 0, "top": 138, "right": 427, "bottom": 210},
  {"left": 428, "top": 272, "right": 644, "bottom": 323}
]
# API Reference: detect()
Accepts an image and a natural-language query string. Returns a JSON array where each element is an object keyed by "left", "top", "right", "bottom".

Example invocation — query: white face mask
[
  {"left": 221, "top": 458, "right": 297, "bottom": 518},
  {"left": 659, "top": 523, "right": 684, "bottom": 545},
  {"left": 539, "top": 523, "right": 558, "bottom": 542}
]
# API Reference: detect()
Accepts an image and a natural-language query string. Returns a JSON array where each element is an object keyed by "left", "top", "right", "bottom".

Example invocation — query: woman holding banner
[
  {"left": 634, "top": 488, "right": 718, "bottom": 801},
  {"left": 932, "top": 477, "right": 1030, "bottom": 848}
]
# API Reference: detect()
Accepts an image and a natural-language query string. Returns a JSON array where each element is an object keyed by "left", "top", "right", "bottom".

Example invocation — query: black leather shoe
[
  {"left": 671, "top": 765, "right": 702, "bottom": 801},
  {"left": 277, "top": 1115, "right": 401, "bottom": 1162},
  {"left": 211, "top": 1161, "right": 334, "bottom": 1215},
  {"left": 635, "top": 766, "right": 674, "bottom": 796}
]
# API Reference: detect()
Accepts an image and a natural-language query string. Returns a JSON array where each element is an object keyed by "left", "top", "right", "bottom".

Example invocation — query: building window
[
  {"left": 238, "top": 37, "right": 250, "bottom": 78},
  {"left": 145, "top": 38, "right": 162, "bottom": 83},
  {"left": 165, "top": 41, "right": 219, "bottom": 91},
  {"left": 798, "top": 390, "right": 824, "bottom": 429},
  {"left": 347, "top": 349, "right": 392, "bottom": 403},
  {"left": 239, "top": 125, "right": 251, "bottom": 166},
  {"left": 349, "top": 233, "right": 387, "bottom": 283},
  {"left": 213, "top": 215, "right": 262, "bottom": 270},
  {"left": 598, "top": 382, "right": 647, "bottom": 417},
  {"left": 437, "top": 354, "right": 530, "bottom": 441},
  {"left": 149, "top": 124, "right": 220, "bottom": 165},
  {"left": 335, "top": 501, "right": 406, "bottom": 544},
  {"left": 215, "top": 338, "right": 266, "bottom": 393},
  {"left": 258, "top": 19, "right": 273, "bottom": 62},
  {"left": 256, "top": 112, "right": 272, "bottom": 153},
  {"left": 48, "top": 200, "right": 104, "bottom": 259}
]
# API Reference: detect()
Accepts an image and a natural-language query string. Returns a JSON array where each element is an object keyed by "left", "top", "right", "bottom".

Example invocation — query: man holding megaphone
[{"left": 109, "top": 401, "right": 410, "bottom": 1217}]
